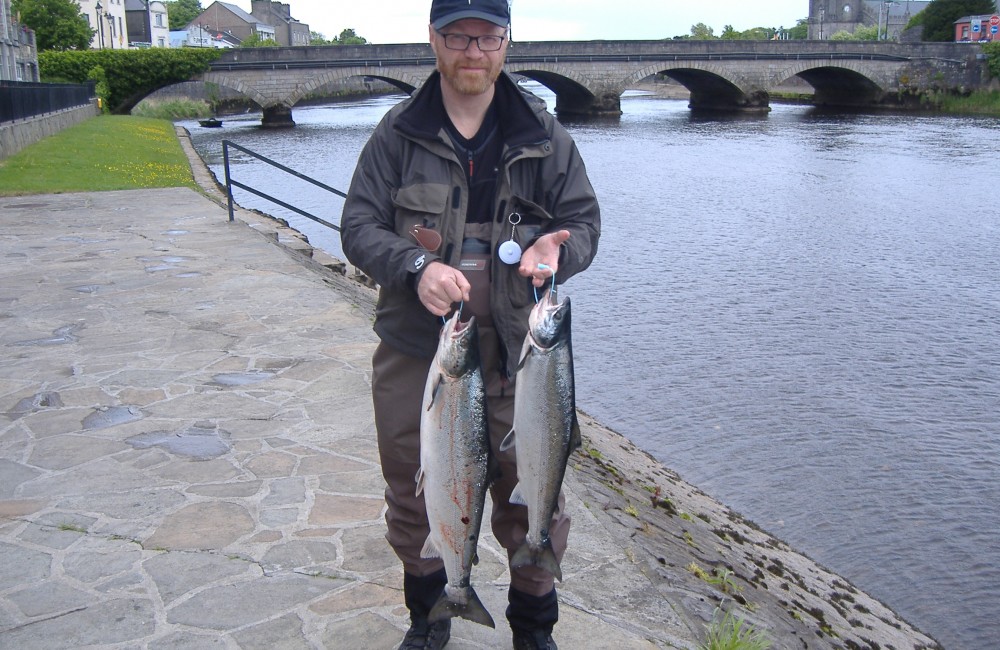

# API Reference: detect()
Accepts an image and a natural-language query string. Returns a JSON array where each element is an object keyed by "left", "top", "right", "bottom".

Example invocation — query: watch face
[{"left": 844, "top": 4, "right": 851, "bottom": 15}]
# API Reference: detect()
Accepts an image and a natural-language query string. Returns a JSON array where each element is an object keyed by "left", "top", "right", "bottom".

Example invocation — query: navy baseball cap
[{"left": 430, "top": 0, "right": 511, "bottom": 29}]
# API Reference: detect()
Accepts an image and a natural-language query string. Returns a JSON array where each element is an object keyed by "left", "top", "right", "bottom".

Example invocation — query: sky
[{"left": 229, "top": 1, "right": 811, "bottom": 43}]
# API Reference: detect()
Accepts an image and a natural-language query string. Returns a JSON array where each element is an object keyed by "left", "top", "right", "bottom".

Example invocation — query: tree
[
  {"left": 331, "top": 28, "right": 367, "bottom": 45},
  {"left": 907, "top": 0, "right": 996, "bottom": 41},
  {"left": 787, "top": 19, "right": 809, "bottom": 40},
  {"left": 831, "top": 24, "right": 879, "bottom": 40},
  {"left": 165, "top": 0, "right": 203, "bottom": 31},
  {"left": 689, "top": 23, "right": 716, "bottom": 40},
  {"left": 240, "top": 33, "right": 280, "bottom": 48},
  {"left": 310, "top": 28, "right": 368, "bottom": 46},
  {"left": 11, "top": 0, "right": 92, "bottom": 51},
  {"left": 310, "top": 31, "right": 333, "bottom": 45}
]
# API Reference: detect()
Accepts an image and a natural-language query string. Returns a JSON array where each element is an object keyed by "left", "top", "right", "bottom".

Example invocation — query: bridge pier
[
  {"left": 555, "top": 91, "right": 622, "bottom": 117},
  {"left": 687, "top": 88, "right": 771, "bottom": 114},
  {"left": 262, "top": 105, "right": 295, "bottom": 129}
]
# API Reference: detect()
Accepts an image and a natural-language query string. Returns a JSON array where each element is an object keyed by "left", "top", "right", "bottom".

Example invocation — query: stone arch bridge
[{"left": 198, "top": 40, "right": 989, "bottom": 127}]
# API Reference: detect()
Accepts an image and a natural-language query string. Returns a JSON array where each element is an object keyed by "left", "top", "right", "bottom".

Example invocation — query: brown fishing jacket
[{"left": 340, "top": 71, "right": 601, "bottom": 379}]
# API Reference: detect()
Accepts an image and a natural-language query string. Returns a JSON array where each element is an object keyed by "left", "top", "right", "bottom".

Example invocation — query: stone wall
[{"left": 0, "top": 102, "right": 99, "bottom": 160}]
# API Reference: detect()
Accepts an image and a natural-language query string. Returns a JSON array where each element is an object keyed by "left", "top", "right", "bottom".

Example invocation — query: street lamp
[
  {"left": 106, "top": 11, "right": 114, "bottom": 48},
  {"left": 879, "top": 1, "right": 900, "bottom": 41},
  {"left": 94, "top": 1, "right": 105, "bottom": 49}
]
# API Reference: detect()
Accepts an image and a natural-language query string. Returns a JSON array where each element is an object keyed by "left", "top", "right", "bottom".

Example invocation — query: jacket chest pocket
[{"left": 392, "top": 183, "right": 451, "bottom": 250}]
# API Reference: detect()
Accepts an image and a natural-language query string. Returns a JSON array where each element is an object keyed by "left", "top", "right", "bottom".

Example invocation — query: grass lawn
[{"left": 0, "top": 115, "right": 197, "bottom": 196}]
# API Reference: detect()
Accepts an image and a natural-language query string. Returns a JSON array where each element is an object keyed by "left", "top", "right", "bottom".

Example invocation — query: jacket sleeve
[{"left": 339, "top": 116, "right": 440, "bottom": 291}]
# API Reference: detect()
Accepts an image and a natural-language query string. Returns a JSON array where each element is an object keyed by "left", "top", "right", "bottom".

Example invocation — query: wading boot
[
  {"left": 398, "top": 570, "right": 451, "bottom": 650},
  {"left": 507, "top": 587, "right": 558, "bottom": 650},
  {"left": 512, "top": 628, "right": 557, "bottom": 650}
]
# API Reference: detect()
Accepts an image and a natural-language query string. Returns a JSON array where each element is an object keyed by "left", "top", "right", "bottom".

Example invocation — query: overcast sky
[{"left": 231, "top": 1, "right": 811, "bottom": 43}]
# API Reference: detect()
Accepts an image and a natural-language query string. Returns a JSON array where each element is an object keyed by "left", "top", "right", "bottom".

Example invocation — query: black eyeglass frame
[{"left": 435, "top": 30, "right": 509, "bottom": 52}]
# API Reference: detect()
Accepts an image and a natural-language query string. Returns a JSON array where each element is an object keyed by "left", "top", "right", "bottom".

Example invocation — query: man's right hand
[{"left": 417, "top": 261, "right": 471, "bottom": 317}]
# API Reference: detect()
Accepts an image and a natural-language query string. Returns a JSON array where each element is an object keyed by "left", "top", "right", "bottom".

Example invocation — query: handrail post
[{"left": 222, "top": 140, "right": 235, "bottom": 222}]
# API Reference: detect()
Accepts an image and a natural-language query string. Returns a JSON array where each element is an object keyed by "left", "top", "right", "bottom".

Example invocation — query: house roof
[
  {"left": 217, "top": 1, "right": 256, "bottom": 24},
  {"left": 955, "top": 14, "right": 1000, "bottom": 24}
]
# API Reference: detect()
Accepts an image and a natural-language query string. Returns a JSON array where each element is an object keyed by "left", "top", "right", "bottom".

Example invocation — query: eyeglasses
[{"left": 436, "top": 31, "right": 507, "bottom": 52}]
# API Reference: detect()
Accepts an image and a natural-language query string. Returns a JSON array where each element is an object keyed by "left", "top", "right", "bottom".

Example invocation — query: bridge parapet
[{"left": 199, "top": 40, "right": 991, "bottom": 124}]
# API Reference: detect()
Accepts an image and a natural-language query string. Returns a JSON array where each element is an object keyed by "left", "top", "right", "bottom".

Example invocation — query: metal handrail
[{"left": 221, "top": 139, "right": 347, "bottom": 231}]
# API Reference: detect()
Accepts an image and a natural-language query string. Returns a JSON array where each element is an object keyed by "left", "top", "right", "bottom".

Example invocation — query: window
[{"left": 155, "top": 14, "right": 163, "bottom": 27}]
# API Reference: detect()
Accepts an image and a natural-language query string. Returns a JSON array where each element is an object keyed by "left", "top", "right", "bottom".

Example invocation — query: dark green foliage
[
  {"left": 12, "top": 0, "right": 93, "bottom": 51},
  {"left": 87, "top": 65, "right": 110, "bottom": 113},
  {"left": 165, "top": 0, "right": 203, "bottom": 31},
  {"left": 985, "top": 41, "right": 1000, "bottom": 77},
  {"left": 39, "top": 48, "right": 222, "bottom": 112},
  {"left": 907, "top": 0, "right": 997, "bottom": 41}
]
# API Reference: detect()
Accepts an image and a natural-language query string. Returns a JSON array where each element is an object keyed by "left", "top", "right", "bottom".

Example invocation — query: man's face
[{"left": 429, "top": 18, "right": 509, "bottom": 96}]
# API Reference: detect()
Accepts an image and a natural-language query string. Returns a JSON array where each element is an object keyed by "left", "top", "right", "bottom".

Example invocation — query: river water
[{"left": 181, "top": 86, "right": 999, "bottom": 650}]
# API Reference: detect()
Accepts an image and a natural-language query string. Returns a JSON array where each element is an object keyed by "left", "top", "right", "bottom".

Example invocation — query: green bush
[
  {"left": 87, "top": 65, "right": 111, "bottom": 113},
  {"left": 39, "top": 48, "right": 223, "bottom": 113},
  {"left": 131, "top": 98, "right": 214, "bottom": 120},
  {"left": 984, "top": 42, "right": 1000, "bottom": 78}
]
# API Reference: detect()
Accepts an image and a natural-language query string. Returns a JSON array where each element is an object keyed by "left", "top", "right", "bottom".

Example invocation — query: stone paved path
[{"left": 0, "top": 189, "right": 695, "bottom": 649}]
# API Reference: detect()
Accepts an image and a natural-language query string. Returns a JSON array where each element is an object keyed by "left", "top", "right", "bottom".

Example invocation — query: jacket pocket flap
[{"left": 392, "top": 183, "right": 449, "bottom": 213}]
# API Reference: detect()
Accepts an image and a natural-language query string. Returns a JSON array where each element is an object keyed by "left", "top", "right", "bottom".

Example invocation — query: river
[{"left": 181, "top": 85, "right": 1000, "bottom": 650}]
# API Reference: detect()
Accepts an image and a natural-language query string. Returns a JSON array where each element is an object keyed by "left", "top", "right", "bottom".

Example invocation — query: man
[{"left": 340, "top": 1, "right": 600, "bottom": 648}]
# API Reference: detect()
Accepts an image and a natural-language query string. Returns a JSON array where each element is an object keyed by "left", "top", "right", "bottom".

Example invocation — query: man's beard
[{"left": 438, "top": 56, "right": 505, "bottom": 96}]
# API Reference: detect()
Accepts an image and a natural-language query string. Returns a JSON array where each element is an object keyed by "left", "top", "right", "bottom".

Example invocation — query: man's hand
[
  {"left": 519, "top": 230, "right": 570, "bottom": 288},
  {"left": 417, "top": 261, "right": 472, "bottom": 317}
]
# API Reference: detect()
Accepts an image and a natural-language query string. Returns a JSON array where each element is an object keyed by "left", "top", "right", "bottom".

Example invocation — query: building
[
  {"left": 954, "top": 14, "right": 1000, "bottom": 42},
  {"left": 250, "top": 1, "right": 309, "bottom": 47},
  {"left": 77, "top": 0, "right": 130, "bottom": 50},
  {"left": 1, "top": 0, "right": 38, "bottom": 81},
  {"left": 124, "top": 0, "right": 171, "bottom": 48},
  {"left": 808, "top": 1, "right": 932, "bottom": 40},
  {"left": 189, "top": 1, "right": 275, "bottom": 44},
  {"left": 170, "top": 25, "right": 241, "bottom": 48}
]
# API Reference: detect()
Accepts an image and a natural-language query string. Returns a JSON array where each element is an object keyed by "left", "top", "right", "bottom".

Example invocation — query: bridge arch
[
  {"left": 505, "top": 66, "right": 602, "bottom": 116},
  {"left": 287, "top": 68, "right": 425, "bottom": 107},
  {"left": 769, "top": 61, "right": 891, "bottom": 107},
  {"left": 626, "top": 63, "right": 769, "bottom": 112}
]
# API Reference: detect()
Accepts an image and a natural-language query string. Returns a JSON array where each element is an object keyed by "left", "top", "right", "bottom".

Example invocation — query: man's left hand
[{"left": 518, "top": 230, "right": 570, "bottom": 288}]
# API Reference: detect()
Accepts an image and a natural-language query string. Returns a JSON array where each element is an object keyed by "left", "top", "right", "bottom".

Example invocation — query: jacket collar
[{"left": 396, "top": 71, "right": 549, "bottom": 148}]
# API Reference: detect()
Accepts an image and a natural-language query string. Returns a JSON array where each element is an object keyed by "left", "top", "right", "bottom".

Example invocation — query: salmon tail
[
  {"left": 428, "top": 586, "right": 496, "bottom": 628},
  {"left": 510, "top": 541, "right": 563, "bottom": 582}
]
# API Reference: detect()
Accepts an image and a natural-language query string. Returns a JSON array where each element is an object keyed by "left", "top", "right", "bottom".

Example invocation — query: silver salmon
[
  {"left": 501, "top": 291, "right": 581, "bottom": 581},
  {"left": 417, "top": 313, "right": 496, "bottom": 628}
]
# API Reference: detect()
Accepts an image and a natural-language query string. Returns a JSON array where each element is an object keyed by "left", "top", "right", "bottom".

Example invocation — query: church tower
[{"left": 809, "top": 0, "right": 864, "bottom": 39}]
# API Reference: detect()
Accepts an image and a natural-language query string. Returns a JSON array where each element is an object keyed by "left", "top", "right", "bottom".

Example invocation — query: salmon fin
[
  {"left": 499, "top": 429, "right": 516, "bottom": 452},
  {"left": 511, "top": 541, "right": 563, "bottom": 582},
  {"left": 509, "top": 482, "right": 528, "bottom": 506},
  {"left": 419, "top": 535, "right": 441, "bottom": 560},
  {"left": 426, "top": 374, "right": 443, "bottom": 411},
  {"left": 570, "top": 411, "right": 582, "bottom": 451},
  {"left": 428, "top": 586, "right": 496, "bottom": 629},
  {"left": 414, "top": 467, "right": 425, "bottom": 496},
  {"left": 515, "top": 345, "right": 534, "bottom": 373}
]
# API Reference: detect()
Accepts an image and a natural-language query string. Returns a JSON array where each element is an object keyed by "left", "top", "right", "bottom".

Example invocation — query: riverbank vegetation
[
  {"left": 131, "top": 99, "right": 216, "bottom": 120},
  {"left": 0, "top": 116, "right": 196, "bottom": 196}
]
